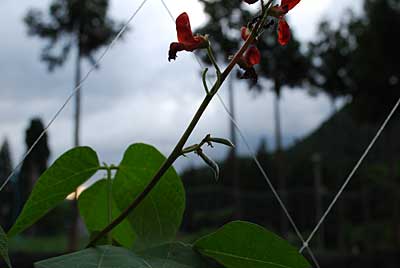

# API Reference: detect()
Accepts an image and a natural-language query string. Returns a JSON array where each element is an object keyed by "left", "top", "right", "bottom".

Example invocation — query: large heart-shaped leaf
[
  {"left": 78, "top": 179, "right": 136, "bottom": 248},
  {"left": 0, "top": 226, "right": 11, "bottom": 268},
  {"left": 140, "top": 242, "right": 218, "bottom": 268},
  {"left": 194, "top": 221, "right": 310, "bottom": 268},
  {"left": 8, "top": 147, "right": 100, "bottom": 237},
  {"left": 34, "top": 245, "right": 149, "bottom": 268},
  {"left": 113, "top": 143, "right": 185, "bottom": 249}
]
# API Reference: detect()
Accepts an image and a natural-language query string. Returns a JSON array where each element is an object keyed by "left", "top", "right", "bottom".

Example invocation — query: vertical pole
[
  {"left": 274, "top": 89, "right": 288, "bottom": 236},
  {"left": 74, "top": 48, "right": 82, "bottom": 148},
  {"left": 228, "top": 76, "right": 241, "bottom": 218},
  {"left": 68, "top": 0, "right": 83, "bottom": 251},
  {"left": 312, "top": 153, "right": 325, "bottom": 249}
]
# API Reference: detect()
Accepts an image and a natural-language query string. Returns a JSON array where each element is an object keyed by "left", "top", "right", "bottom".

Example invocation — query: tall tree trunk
[
  {"left": 274, "top": 91, "right": 282, "bottom": 152},
  {"left": 273, "top": 85, "right": 288, "bottom": 237},
  {"left": 74, "top": 52, "right": 81, "bottom": 148},
  {"left": 68, "top": 45, "right": 82, "bottom": 252},
  {"left": 227, "top": 76, "right": 241, "bottom": 218}
]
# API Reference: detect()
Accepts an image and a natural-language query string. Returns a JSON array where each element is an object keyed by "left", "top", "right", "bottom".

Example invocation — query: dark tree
[
  {"left": 0, "top": 139, "right": 14, "bottom": 229},
  {"left": 0, "top": 140, "right": 13, "bottom": 187},
  {"left": 18, "top": 118, "right": 50, "bottom": 206},
  {"left": 349, "top": 0, "right": 400, "bottom": 123},
  {"left": 308, "top": 20, "right": 354, "bottom": 113},
  {"left": 24, "top": 0, "right": 124, "bottom": 147},
  {"left": 343, "top": 0, "right": 400, "bottom": 246},
  {"left": 309, "top": 0, "right": 400, "bottom": 245},
  {"left": 16, "top": 119, "right": 50, "bottom": 235},
  {"left": 310, "top": 0, "right": 400, "bottom": 122}
]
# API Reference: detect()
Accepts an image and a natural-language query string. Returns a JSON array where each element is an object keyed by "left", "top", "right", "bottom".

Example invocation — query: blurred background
[{"left": 1, "top": 0, "right": 400, "bottom": 267}]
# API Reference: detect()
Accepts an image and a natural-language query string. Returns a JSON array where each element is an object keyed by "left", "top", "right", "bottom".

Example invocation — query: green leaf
[
  {"left": 113, "top": 143, "right": 185, "bottom": 249},
  {"left": 34, "top": 245, "right": 150, "bottom": 268},
  {"left": 8, "top": 147, "right": 100, "bottom": 237},
  {"left": 194, "top": 221, "right": 310, "bottom": 268},
  {"left": 140, "top": 242, "right": 218, "bottom": 268},
  {"left": 78, "top": 179, "right": 136, "bottom": 248},
  {"left": 0, "top": 226, "right": 11, "bottom": 268}
]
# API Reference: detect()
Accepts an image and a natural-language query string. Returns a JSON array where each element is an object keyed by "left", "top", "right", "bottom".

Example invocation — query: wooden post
[{"left": 312, "top": 153, "right": 325, "bottom": 249}]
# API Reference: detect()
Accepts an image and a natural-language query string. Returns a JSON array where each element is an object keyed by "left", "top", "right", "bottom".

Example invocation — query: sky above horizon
[{"left": 0, "top": 0, "right": 363, "bottom": 175}]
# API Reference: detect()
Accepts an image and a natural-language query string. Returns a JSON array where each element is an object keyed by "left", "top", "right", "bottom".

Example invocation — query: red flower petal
[
  {"left": 241, "top": 26, "right": 251, "bottom": 41},
  {"left": 237, "top": 46, "right": 260, "bottom": 82},
  {"left": 278, "top": 19, "right": 291, "bottom": 46},
  {"left": 244, "top": 46, "right": 261, "bottom": 66},
  {"left": 184, "top": 36, "right": 208, "bottom": 51},
  {"left": 168, "top": 42, "right": 186, "bottom": 61},
  {"left": 169, "top": 12, "right": 208, "bottom": 61},
  {"left": 281, "top": 0, "right": 301, "bottom": 11},
  {"left": 176, "top": 12, "right": 196, "bottom": 44}
]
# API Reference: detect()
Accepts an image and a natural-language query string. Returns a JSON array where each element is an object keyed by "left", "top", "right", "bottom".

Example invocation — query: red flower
[
  {"left": 241, "top": 26, "right": 251, "bottom": 41},
  {"left": 237, "top": 27, "right": 261, "bottom": 82},
  {"left": 239, "top": 46, "right": 261, "bottom": 68},
  {"left": 168, "top": 12, "right": 208, "bottom": 61},
  {"left": 270, "top": 0, "right": 301, "bottom": 46},
  {"left": 278, "top": 19, "right": 291, "bottom": 46}
]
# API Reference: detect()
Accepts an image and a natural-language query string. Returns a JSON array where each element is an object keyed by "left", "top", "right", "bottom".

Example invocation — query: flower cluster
[
  {"left": 236, "top": 26, "right": 261, "bottom": 82},
  {"left": 168, "top": 0, "right": 301, "bottom": 81}
]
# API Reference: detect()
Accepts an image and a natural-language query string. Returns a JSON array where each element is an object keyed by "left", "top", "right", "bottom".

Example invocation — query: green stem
[
  {"left": 202, "top": 68, "right": 210, "bottom": 95},
  {"left": 87, "top": 4, "right": 272, "bottom": 247},
  {"left": 98, "top": 165, "right": 119, "bottom": 171},
  {"left": 207, "top": 46, "right": 222, "bottom": 83}
]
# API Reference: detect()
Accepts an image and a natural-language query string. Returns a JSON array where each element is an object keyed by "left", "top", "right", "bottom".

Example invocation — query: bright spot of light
[{"left": 66, "top": 185, "right": 87, "bottom": 200}]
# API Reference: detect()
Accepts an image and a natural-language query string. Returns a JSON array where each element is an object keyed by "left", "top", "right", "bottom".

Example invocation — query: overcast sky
[{"left": 0, "top": 0, "right": 363, "bottom": 174}]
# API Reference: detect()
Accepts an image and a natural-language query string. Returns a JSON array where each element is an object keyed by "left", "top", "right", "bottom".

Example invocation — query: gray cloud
[{"left": 0, "top": 0, "right": 359, "bottom": 174}]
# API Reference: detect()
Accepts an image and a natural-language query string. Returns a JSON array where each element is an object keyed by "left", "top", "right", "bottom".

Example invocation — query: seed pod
[
  {"left": 207, "top": 137, "right": 235, "bottom": 148},
  {"left": 197, "top": 149, "right": 220, "bottom": 181}
]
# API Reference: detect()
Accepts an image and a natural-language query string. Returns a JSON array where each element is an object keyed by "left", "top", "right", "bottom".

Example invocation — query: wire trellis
[{"left": 1, "top": 1, "right": 399, "bottom": 267}]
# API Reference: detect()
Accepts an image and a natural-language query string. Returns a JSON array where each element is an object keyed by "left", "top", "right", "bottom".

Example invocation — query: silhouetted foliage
[
  {"left": 350, "top": 0, "right": 400, "bottom": 122},
  {"left": 306, "top": 0, "right": 400, "bottom": 250},
  {"left": 310, "top": 0, "right": 400, "bottom": 123},
  {"left": 18, "top": 118, "right": 50, "bottom": 207},
  {"left": 308, "top": 20, "right": 354, "bottom": 103},
  {"left": 24, "top": 0, "right": 124, "bottom": 71},
  {"left": 0, "top": 139, "right": 15, "bottom": 229}
]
